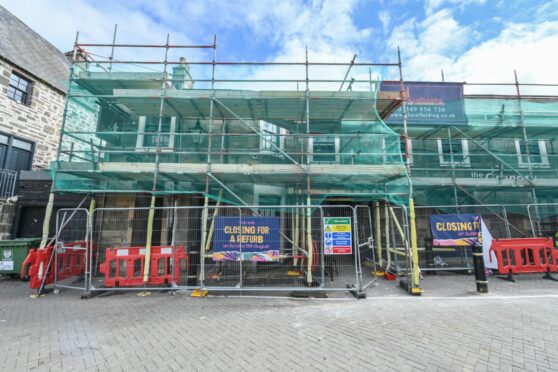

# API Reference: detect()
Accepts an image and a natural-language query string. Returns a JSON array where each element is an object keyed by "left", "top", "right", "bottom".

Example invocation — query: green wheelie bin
[{"left": 0, "top": 238, "right": 41, "bottom": 278}]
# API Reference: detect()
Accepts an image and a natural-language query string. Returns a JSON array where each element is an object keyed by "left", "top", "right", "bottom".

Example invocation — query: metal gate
[
  {"left": 54, "top": 208, "right": 90, "bottom": 291},
  {"left": 355, "top": 205, "right": 377, "bottom": 290}
]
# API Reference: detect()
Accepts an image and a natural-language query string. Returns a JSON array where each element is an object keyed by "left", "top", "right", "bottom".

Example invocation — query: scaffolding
[
  {"left": 396, "top": 79, "right": 558, "bottom": 211},
  {"left": 38, "top": 32, "right": 427, "bottom": 296},
  {"left": 43, "top": 31, "right": 558, "bottom": 297},
  {"left": 52, "top": 33, "right": 412, "bottom": 207}
]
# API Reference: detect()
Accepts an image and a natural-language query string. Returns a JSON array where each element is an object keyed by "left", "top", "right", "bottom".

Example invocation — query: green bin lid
[{"left": 0, "top": 238, "right": 41, "bottom": 247}]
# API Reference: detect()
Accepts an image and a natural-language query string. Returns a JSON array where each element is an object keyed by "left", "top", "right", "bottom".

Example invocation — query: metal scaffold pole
[
  {"left": 141, "top": 34, "right": 170, "bottom": 293},
  {"left": 398, "top": 47, "right": 421, "bottom": 295},
  {"left": 196, "top": 35, "right": 217, "bottom": 297},
  {"left": 374, "top": 201, "right": 383, "bottom": 273},
  {"left": 515, "top": 70, "right": 542, "bottom": 235},
  {"left": 304, "top": 46, "right": 313, "bottom": 286}
]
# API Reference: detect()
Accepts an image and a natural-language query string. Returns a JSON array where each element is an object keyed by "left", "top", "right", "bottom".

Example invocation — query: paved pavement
[{"left": 1, "top": 275, "right": 557, "bottom": 371}]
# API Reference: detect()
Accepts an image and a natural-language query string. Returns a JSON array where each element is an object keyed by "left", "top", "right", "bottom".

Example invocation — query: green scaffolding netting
[
  {"left": 51, "top": 69, "right": 411, "bottom": 208},
  {"left": 51, "top": 64, "right": 558, "bottom": 212}
]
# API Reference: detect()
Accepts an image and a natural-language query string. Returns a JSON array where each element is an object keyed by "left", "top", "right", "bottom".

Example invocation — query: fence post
[
  {"left": 83, "top": 199, "right": 96, "bottom": 297},
  {"left": 352, "top": 206, "right": 364, "bottom": 296}
]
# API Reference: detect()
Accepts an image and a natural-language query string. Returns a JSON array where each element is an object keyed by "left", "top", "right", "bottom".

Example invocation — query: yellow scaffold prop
[{"left": 138, "top": 195, "right": 156, "bottom": 296}]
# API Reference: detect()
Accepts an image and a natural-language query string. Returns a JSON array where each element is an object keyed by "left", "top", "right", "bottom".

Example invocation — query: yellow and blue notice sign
[{"left": 323, "top": 217, "right": 352, "bottom": 255}]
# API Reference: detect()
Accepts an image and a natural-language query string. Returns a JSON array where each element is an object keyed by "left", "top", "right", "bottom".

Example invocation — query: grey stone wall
[{"left": 0, "top": 59, "right": 65, "bottom": 169}]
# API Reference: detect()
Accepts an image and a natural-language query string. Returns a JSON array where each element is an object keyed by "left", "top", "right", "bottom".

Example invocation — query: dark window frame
[
  {"left": 7, "top": 71, "right": 34, "bottom": 105},
  {"left": 0, "top": 131, "right": 35, "bottom": 171}
]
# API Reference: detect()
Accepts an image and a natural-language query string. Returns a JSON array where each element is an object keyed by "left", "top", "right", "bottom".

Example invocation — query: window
[
  {"left": 7, "top": 72, "right": 33, "bottom": 105},
  {"left": 259, "top": 121, "right": 284, "bottom": 152},
  {"left": 0, "top": 132, "right": 34, "bottom": 173},
  {"left": 136, "top": 116, "right": 176, "bottom": 150},
  {"left": 310, "top": 135, "right": 340, "bottom": 163},
  {"left": 437, "top": 138, "right": 470, "bottom": 167},
  {"left": 515, "top": 139, "right": 549, "bottom": 168}
]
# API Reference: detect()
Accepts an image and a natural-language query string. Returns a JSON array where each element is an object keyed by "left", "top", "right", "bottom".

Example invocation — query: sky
[{"left": 1, "top": 0, "right": 557, "bottom": 93}]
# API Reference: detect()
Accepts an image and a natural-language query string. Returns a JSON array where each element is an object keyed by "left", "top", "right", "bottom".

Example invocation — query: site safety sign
[{"left": 323, "top": 217, "right": 352, "bottom": 255}]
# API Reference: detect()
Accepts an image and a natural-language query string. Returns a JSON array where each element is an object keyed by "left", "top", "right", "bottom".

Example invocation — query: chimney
[
  {"left": 64, "top": 50, "right": 89, "bottom": 72},
  {"left": 172, "top": 57, "right": 193, "bottom": 89}
]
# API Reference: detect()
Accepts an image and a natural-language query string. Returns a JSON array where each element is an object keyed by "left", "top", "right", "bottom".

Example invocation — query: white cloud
[
  {"left": 0, "top": 0, "right": 379, "bottom": 90},
  {"left": 3, "top": 0, "right": 554, "bottom": 96},
  {"left": 387, "top": 6, "right": 558, "bottom": 95},
  {"left": 425, "top": 0, "right": 486, "bottom": 15},
  {"left": 387, "top": 9, "right": 475, "bottom": 80},
  {"left": 378, "top": 10, "right": 391, "bottom": 33},
  {"left": 447, "top": 21, "right": 558, "bottom": 94}
]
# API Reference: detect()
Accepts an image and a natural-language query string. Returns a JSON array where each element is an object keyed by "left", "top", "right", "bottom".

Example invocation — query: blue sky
[{"left": 1, "top": 0, "right": 557, "bottom": 92}]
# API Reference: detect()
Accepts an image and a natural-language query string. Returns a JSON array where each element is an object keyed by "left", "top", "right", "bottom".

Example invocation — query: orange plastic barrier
[
  {"left": 22, "top": 240, "right": 96, "bottom": 289},
  {"left": 99, "top": 245, "right": 188, "bottom": 288},
  {"left": 55, "top": 241, "right": 95, "bottom": 282},
  {"left": 23, "top": 246, "right": 55, "bottom": 289},
  {"left": 489, "top": 237, "right": 558, "bottom": 282}
]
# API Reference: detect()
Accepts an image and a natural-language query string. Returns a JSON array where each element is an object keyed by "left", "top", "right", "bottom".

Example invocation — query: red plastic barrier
[
  {"left": 21, "top": 248, "right": 38, "bottom": 280},
  {"left": 25, "top": 246, "right": 55, "bottom": 289},
  {"left": 55, "top": 241, "right": 95, "bottom": 282},
  {"left": 22, "top": 241, "right": 97, "bottom": 289},
  {"left": 99, "top": 245, "right": 188, "bottom": 288},
  {"left": 489, "top": 237, "right": 558, "bottom": 281}
]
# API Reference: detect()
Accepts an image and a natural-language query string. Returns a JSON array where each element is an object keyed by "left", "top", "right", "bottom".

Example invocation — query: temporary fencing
[
  {"left": 412, "top": 204, "right": 514, "bottom": 273},
  {"left": 54, "top": 209, "right": 91, "bottom": 290},
  {"left": 49, "top": 204, "right": 382, "bottom": 296},
  {"left": 36, "top": 201, "right": 558, "bottom": 296},
  {"left": 527, "top": 203, "right": 558, "bottom": 238},
  {"left": 372, "top": 203, "right": 412, "bottom": 280},
  {"left": 355, "top": 205, "right": 377, "bottom": 290}
]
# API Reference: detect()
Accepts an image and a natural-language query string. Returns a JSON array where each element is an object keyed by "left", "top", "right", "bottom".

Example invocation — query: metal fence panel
[
  {"left": 54, "top": 208, "right": 89, "bottom": 290},
  {"left": 355, "top": 205, "right": 377, "bottom": 290},
  {"left": 201, "top": 207, "right": 242, "bottom": 290},
  {"left": 527, "top": 203, "right": 558, "bottom": 238},
  {"left": 52, "top": 204, "right": 377, "bottom": 295},
  {"left": 319, "top": 205, "right": 360, "bottom": 291},
  {"left": 413, "top": 204, "right": 512, "bottom": 273}
]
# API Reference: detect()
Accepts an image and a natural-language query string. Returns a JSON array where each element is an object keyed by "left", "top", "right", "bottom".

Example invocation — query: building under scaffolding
[{"left": 41, "top": 34, "right": 558, "bottom": 296}]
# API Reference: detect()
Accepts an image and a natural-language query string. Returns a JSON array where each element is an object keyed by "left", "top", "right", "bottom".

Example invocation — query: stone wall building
[{"left": 0, "top": 6, "right": 70, "bottom": 238}]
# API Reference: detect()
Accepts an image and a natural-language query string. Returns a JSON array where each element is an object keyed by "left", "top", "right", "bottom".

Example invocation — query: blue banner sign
[
  {"left": 380, "top": 81, "right": 468, "bottom": 125},
  {"left": 212, "top": 216, "right": 280, "bottom": 261},
  {"left": 429, "top": 214, "right": 481, "bottom": 246}
]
